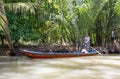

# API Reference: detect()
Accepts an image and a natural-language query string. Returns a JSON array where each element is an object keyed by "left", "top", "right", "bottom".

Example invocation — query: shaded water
[{"left": 0, "top": 56, "right": 120, "bottom": 79}]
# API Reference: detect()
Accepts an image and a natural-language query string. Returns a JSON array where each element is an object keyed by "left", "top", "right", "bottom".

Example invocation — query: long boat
[{"left": 20, "top": 49, "right": 99, "bottom": 58}]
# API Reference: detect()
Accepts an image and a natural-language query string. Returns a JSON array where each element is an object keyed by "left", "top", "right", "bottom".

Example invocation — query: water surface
[{"left": 0, "top": 56, "right": 120, "bottom": 79}]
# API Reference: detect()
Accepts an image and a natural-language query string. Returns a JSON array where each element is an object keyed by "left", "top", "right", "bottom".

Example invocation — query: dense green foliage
[{"left": 1, "top": 0, "right": 120, "bottom": 46}]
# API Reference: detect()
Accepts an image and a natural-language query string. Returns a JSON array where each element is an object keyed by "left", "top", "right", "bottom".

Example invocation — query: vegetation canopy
[{"left": 0, "top": 0, "right": 120, "bottom": 54}]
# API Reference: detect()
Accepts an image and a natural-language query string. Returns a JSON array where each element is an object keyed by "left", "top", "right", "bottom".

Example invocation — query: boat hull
[{"left": 21, "top": 49, "right": 98, "bottom": 58}]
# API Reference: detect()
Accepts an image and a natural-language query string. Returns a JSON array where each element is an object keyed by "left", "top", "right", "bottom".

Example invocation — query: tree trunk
[
  {"left": 95, "top": 24, "right": 102, "bottom": 46},
  {"left": 1, "top": 37, "right": 4, "bottom": 45},
  {"left": 0, "top": 0, "right": 15, "bottom": 55}
]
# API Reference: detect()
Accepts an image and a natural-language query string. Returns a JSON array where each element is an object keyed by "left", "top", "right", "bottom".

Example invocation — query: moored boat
[{"left": 20, "top": 49, "right": 99, "bottom": 58}]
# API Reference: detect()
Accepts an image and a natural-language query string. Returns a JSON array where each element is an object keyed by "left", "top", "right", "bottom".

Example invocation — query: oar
[{"left": 90, "top": 46, "right": 103, "bottom": 56}]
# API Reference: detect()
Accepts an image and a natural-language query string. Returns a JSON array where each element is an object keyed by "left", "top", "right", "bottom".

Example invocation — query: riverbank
[
  {"left": 0, "top": 44, "right": 120, "bottom": 56},
  {"left": 0, "top": 44, "right": 77, "bottom": 56}
]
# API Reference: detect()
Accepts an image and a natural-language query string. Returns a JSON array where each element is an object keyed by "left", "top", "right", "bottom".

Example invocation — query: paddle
[{"left": 90, "top": 46, "right": 103, "bottom": 56}]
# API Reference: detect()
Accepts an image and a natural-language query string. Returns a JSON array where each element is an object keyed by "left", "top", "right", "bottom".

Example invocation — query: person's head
[{"left": 86, "top": 33, "right": 89, "bottom": 37}]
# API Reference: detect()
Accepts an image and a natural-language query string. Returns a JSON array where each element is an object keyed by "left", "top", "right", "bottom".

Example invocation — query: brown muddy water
[{"left": 0, "top": 56, "right": 120, "bottom": 79}]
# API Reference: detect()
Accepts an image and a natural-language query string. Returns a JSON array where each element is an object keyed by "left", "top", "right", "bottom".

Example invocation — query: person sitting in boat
[{"left": 81, "top": 49, "right": 89, "bottom": 54}]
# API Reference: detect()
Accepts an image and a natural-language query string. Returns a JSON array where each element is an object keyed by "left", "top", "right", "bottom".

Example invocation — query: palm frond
[
  {"left": 114, "top": 0, "right": 120, "bottom": 15},
  {"left": 5, "top": 3, "right": 39, "bottom": 14},
  {"left": 0, "top": 1, "right": 6, "bottom": 31}
]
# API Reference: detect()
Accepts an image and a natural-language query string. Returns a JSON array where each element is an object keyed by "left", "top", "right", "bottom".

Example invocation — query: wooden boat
[{"left": 20, "top": 49, "right": 99, "bottom": 58}]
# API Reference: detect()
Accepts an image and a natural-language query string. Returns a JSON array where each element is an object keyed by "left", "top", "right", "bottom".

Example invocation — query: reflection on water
[{"left": 0, "top": 56, "right": 120, "bottom": 79}]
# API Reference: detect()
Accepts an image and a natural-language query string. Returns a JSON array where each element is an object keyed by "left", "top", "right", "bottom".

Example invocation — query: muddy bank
[
  {"left": 0, "top": 44, "right": 77, "bottom": 56},
  {"left": 0, "top": 44, "right": 119, "bottom": 56}
]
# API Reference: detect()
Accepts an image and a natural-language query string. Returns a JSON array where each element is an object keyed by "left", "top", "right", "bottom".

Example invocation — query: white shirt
[{"left": 84, "top": 36, "right": 90, "bottom": 44}]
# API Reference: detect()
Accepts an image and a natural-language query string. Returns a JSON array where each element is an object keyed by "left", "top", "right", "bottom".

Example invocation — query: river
[{"left": 0, "top": 56, "right": 120, "bottom": 79}]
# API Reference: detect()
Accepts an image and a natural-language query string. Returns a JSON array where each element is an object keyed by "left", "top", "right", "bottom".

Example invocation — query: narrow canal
[{"left": 0, "top": 56, "right": 120, "bottom": 79}]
